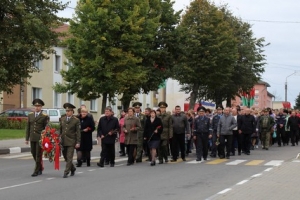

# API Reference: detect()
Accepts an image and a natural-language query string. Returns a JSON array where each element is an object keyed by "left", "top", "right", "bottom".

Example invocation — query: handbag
[{"left": 272, "top": 131, "right": 277, "bottom": 138}]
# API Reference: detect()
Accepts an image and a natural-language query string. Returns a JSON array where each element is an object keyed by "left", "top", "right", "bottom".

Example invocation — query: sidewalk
[
  {"left": 210, "top": 160, "right": 300, "bottom": 200},
  {"left": 0, "top": 132, "right": 98, "bottom": 155}
]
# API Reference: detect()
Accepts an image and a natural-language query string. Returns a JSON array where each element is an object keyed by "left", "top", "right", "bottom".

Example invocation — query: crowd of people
[{"left": 26, "top": 98, "right": 300, "bottom": 178}]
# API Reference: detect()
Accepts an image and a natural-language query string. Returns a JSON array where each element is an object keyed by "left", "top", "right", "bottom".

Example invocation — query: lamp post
[{"left": 285, "top": 71, "right": 300, "bottom": 102}]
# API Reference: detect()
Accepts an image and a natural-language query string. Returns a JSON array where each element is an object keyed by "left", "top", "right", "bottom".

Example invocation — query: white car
[{"left": 42, "top": 108, "right": 66, "bottom": 123}]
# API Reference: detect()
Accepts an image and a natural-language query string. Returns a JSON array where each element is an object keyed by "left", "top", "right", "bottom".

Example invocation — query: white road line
[
  {"left": 46, "top": 178, "right": 55, "bottom": 180},
  {"left": 264, "top": 160, "right": 284, "bottom": 166},
  {"left": 186, "top": 160, "right": 204, "bottom": 164},
  {"left": 88, "top": 169, "right": 96, "bottom": 172},
  {"left": 115, "top": 164, "right": 125, "bottom": 167},
  {"left": 0, "top": 180, "right": 42, "bottom": 191},
  {"left": 2, "top": 153, "right": 31, "bottom": 159},
  {"left": 251, "top": 173, "right": 262, "bottom": 178},
  {"left": 217, "top": 188, "right": 232, "bottom": 194},
  {"left": 226, "top": 160, "right": 247, "bottom": 165},
  {"left": 292, "top": 160, "right": 300, "bottom": 163},
  {"left": 236, "top": 180, "right": 249, "bottom": 185},
  {"left": 77, "top": 172, "right": 83, "bottom": 174},
  {"left": 264, "top": 167, "right": 273, "bottom": 172}
]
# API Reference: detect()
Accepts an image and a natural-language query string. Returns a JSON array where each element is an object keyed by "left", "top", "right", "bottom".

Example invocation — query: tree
[
  {"left": 54, "top": 0, "right": 180, "bottom": 111},
  {"left": 294, "top": 93, "right": 300, "bottom": 109},
  {"left": 0, "top": 0, "right": 69, "bottom": 93},
  {"left": 173, "top": 0, "right": 238, "bottom": 109}
]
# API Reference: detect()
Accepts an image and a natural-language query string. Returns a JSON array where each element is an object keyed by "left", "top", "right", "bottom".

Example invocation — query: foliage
[
  {"left": 0, "top": 0, "right": 69, "bottom": 93},
  {"left": 294, "top": 93, "right": 300, "bottom": 109},
  {"left": 0, "top": 129, "right": 25, "bottom": 140},
  {"left": 0, "top": 118, "right": 27, "bottom": 129}
]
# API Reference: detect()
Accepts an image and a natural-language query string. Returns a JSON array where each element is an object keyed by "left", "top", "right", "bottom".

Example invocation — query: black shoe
[
  {"left": 170, "top": 159, "right": 177, "bottom": 162},
  {"left": 150, "top": 161, "right": 155, "bottom": 166},
  {"left": 265, "top": 148, "right": 269, "bottom": 150},
  {"left": 120, "top": 153, "right": 126, "bottom": 157},
  {"left": 76, "top": 160, "right": 82, "bottom": 167},
  {"left": 127, "top": 163, "right": 133, "bottom": 166},
  {"left": 71, "top": 168, "right": 76, "bottom": 176},
  {"left": 87, "top": 160, "right": 90, "bottom": 167},
  {"left": 203, "top": 158, "right": 207, "bottom": 160},
  {"left": 196, "top": 159, "right": 201, "bottom": 161},
  {"left": 63, "top": 173, "right": 68, "bottom": 178},
  {"left": 38, "top": 170, "right": 42, "bottom": 175},
  {"left": 105, "top": 161, "right": 109, "bottom": 165},
  {"left": 246, "top": 152, "right": 250, "bottom": 155},
  {"left": 165, "top": 159, "right": 169, "bottom": 163},
  {"left": 292, "top": 144, "right": 295, "bottom": 146},
  {"left": 97, "top": 162, "right": 104, "bottom": 168},
  {"left": 182, "top": 158, "right": 186, "bottom": 161},
  {"left": 219, "top": 156, "right": 225, "bottom": 159},
  {"left": 110, "top": 163, "right": 114, "bottom": 167},
  {"left": 250, "top": 146, "right": 254, "bottom": 150},
  {"left": 31, "top": 173, "right": 38, "bottom": 177},
  {"left": 210, "top": 154, "right": 216, "bottom": 158}
]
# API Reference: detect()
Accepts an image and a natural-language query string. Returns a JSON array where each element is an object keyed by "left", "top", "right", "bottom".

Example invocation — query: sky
[{"left": 58, "top": 0, "right": 300, "bottom": 106}]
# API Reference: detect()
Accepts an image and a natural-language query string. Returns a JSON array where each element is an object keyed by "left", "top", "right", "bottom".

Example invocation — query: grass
[{"left": 0, "top": 129, "right": 26, "bottom": 140}]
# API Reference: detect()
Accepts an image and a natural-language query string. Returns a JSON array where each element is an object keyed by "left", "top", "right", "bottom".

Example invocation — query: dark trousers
[
  {"left": 219, "top": 135, "right": 233, "bottom": 157},
  {"left": 231, "top": 130, "right": 242, "bottom": 154},
  {"left": 290, "top": 129, "right": 299, "bottom": 145},
  {"left": 30, "top": 141, "right": 42, "bottom": 173},
  {"left": 100, "top": 143, "right": 115, "bottom": 165},
  {"left": 172, "top": 133, "right": 186, "bottom": 160},
  {"left": 127, "top": 144, "right": 137, "bottom": 164},
  {"left": 62, "top": 146, "right": 75, "bottom": 174},
  {"left": 120, "top": 143, "right": 126, "bottom": 155},
  {"left": 242, "top": 133, "right": 251, "bottom": 154},
  {"left": 195, "top": 133, "right": 208, "bottom": 160},
  {"left": 277, "top": 126, "right": 286, "bottom": 146},
  {"left": 210, "top": 132, "right": 218, "bottom": 156}
]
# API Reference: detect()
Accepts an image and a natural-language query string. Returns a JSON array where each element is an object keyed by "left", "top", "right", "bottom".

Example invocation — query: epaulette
[
  {"left": 29, "top": 112, "right": 34, "bottom": 114},
  {"left": 42, "top": 113, "right": 48, "bottom": 116}
]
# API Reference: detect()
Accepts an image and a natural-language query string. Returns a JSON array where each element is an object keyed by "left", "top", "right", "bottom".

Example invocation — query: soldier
[
  {"left": 132, "top": 102, "right": 146, "bottom": 163},
  {"left": 210, "top": 107, "right": 223, "bottom": 158},
  {"left": 26, "top": 99, "right": 49, "bottom": 177},
  {"left": 259, "top": 109, "right": 275, "bottom": 150},
  {"left": 60, "top": 103, "right": 81, "bottom": 178},
  {"left": 157, "top": 102, "right": 173, "bottom": 164},
  {"left": 193, "top": 107, "right": 211, "bottom": 161}
]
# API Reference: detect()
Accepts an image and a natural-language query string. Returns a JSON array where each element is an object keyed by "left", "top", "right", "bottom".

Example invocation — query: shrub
[{"left": 0, "top": 118, "right": 27, "bottom": 129}]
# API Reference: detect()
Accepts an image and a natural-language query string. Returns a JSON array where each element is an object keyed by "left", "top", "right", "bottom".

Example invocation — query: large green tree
[
  {"left": 54, "top": 0, "right": 180, "bottom": 111},
  {"left": 173, "top": 0, "right": 238, "bottom": 109},
  {"left": 0, "top": 0, "right": 68, "bottom": 93},
  {"left": 294, "top": 93, "right": 300, "bottom": 109}
]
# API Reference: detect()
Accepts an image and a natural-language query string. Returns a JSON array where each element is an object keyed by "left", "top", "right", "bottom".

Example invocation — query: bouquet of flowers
[
  {"left": 39, "top": 125, "right": 61, "bottom": 170},
  {"left": 148, "top": 126, "right": 161, "bottom": 142},
  {"left": 215, "top": 138, "right": 220, "bottom": 146}
]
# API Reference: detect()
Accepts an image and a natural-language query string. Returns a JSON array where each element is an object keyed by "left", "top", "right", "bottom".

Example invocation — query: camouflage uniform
[
  {"left": 158, "top": 112, "right": 173, "bottom": 163},
  {"left": 136, "top": 113, "right": 146, "bottom": 162},
  {"left": 259, "top": 113, "right": 275, "bottom": 149}
]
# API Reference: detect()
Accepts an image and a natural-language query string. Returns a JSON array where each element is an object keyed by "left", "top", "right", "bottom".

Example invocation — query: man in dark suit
[
  {"left": 26, "top": 99, "right": 49, "bottom": 177},
  {"left": 60, "top": 103, "right": 81, "bottom": 178}
]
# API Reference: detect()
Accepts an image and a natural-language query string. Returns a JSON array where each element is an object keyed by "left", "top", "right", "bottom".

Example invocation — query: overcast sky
[{"left": 59, "top": 0, "right": 300, "bottom": 106}]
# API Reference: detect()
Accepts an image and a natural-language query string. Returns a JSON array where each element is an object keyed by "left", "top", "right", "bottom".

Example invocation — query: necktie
[
  {"left": 35, "top": 113, "right": 38, "bottom": 118},
  {"left": 67, "top": 117, "right": 70, "bottom": 121}
]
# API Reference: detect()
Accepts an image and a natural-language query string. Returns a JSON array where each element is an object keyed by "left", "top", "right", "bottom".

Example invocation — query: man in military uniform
[
  {"left": 259, "top": 109, "right": 275, "bottom": 150},
  {"left": 60, "top": 103, "right": 81, "bottom": 178},
  {"left": 26, "top": 99, "right": 49, "bottom": 177},
  {"left": 210, "top": 107, "right": 223, "bottom": 158},
  {"left": 157, "top": 101, "right": 173, "bottom": 164},
  {"left": 133, "top": 102, "right": 146, "bottom": 163}
]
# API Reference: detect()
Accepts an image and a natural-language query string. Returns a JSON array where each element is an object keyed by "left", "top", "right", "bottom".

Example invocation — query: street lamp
[{"left": 285, "top": 71, "right": 300, "bottom": 102}]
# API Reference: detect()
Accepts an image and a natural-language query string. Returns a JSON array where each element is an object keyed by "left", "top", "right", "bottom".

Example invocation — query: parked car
[
  {"left": 0, "top": 108, "right": 34, "bottom": 121},
  {"left": 42, "top": 108, "right": 66, "bottom": 123}
]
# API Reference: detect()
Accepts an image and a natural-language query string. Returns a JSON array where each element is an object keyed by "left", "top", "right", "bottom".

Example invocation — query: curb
[{"left": 0, "top": 140, "right": 98, "bottom": 155}]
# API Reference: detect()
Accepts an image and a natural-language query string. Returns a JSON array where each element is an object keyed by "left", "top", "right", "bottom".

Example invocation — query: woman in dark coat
[
  {"left": 144, "top": 110, "right": 163, "bottom": 166},
  {"left": 76, "top": 108, "right": 95, "bottom": 167}
]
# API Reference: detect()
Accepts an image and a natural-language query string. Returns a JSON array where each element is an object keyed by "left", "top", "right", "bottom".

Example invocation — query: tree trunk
[
  {"left": 101, "top": 93, "right": 108, "bottom": 114},
  {"left": 121, "top": 93, "right": 133, "bottom": 110},
  {"left": 226, "top": 96, "right": 232, "bottom": 107},
  {"left": 189, "top": 84, "right": 199, "bottom": 110}
]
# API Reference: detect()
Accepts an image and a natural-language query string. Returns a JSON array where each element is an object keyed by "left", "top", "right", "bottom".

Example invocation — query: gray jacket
[
  {"left": 217, "top": 114, "right": 237, "bottom": 135},
  {"left": 172, "top": 113, "right": 190, "bottom": 134}
]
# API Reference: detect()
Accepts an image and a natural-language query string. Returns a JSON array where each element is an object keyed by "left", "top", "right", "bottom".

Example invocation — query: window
[
  {"left": 34, "top": 60, "right": 42, "bottom": 70},
  {"left": 55, "top": 55, "right": 61, "bottom": 72},
  {"left": 79, "top": 99, "right": 84, "bottom": 106},
  {"left": 67, "top": 92, "right": 74, "bottom": 104},
  {"left": 90, "top": 99, "right": 97, "bottom": 111},
  {"left": 49, "top": 110, "right": 58, "bottom": 116},
  {"left": 255, "top": 95, "right": 259, "bottom": 99},
  {"left": 32, "top": 87, "right": 41, "bottom": 100},
  {"left": 54, "top": 92, "right": 61, "bottom": 108},
  {"left": 255, "top": 90, "right": 259, "bottom": 94},
  {"left": 255, "top": 101, "right": 259, "bottom": 105}
]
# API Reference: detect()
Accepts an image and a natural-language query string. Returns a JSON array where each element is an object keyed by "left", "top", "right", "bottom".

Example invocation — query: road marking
[
  {"left": 46, "top": 178, "right": 55, "bottom": 180},
  {"left": 264, "top": 160, "right": 284, "bottom": 166},
  {"left": 206, "top": 159, "right": 227, "bottom": 165},
  {"left": 245, "top": 160, "right": 264, "bottom": 166},
  {"left": 88, "top": 169, "right": 96, "bottom": 172},
  {"left": 0, "top": 180, "right": 42, "bottom": 191},
  {"left": 186, "top": 160, "right": 204, "bottom": 164},
  {"left": 236, "top": 180, "right": 248, "bottom": 185},
  {"left": 292, "top": 160, "right": 300, "bottom": 163},
  {"left": 251, "top": 173, "right": 262, "bottom": 178},
  {"left": 115, "top": 164, "right": 125, "bottom": 167},
  {"left": 2, "top": 153, "right": 31, "bottom": 159},
  {"left": 264, "top": 168, "right": 273, "bottom": 172},
  {"left": 226, "top": 160, "right": 247, "bottom": 165},
  {"left": 217, "top": 188, "right": 232, "bottom": 194},
  {"left": 77, "top": 172, "right": 83, "bottom": 174}
]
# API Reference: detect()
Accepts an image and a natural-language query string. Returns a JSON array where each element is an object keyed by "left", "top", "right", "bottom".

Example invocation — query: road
[{"left": 0, "top": 144, "right": 299, "bottom": 200}]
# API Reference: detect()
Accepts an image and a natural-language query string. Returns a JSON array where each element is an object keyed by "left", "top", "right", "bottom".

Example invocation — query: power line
[{"left": 245, "top": 19, "right": 300, "bottom": 24}]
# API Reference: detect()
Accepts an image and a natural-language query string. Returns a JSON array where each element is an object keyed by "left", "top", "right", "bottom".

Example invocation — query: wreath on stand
[{"left": 39, "top": 125, "right": 62, "bottom": 170}]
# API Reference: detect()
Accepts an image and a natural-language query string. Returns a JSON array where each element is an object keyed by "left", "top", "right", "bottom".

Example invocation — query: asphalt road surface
[{"left": 0, "top": 144, "right": 299, "bottom": 200}]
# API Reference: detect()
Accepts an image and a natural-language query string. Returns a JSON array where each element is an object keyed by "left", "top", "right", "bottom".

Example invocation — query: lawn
[{"left": 0, "top": 129, "right": 25, "bottom": 140}]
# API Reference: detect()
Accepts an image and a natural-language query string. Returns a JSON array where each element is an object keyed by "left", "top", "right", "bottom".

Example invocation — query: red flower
[
  {"left": 156, "top": 126, "right": 161, "bottom": 129},
  {"left": 42, "top": 137, "right": 53, "bottom": 153}
]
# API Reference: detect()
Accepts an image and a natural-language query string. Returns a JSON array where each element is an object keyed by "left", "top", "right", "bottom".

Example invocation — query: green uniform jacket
[
  {"left": 60, "top": 116, "right": 81, "bottom": 147},
  {"left": 26, "top": 112, "right": 49, "bottom": 142},
  {"left": 259, "top": 115, "right": 275, "bottom": 132},
  {"left": 137, "top": 113, "right": 146, "bottom": 133},
  {"left": 158, "top": 112, "right": 173, "bottom": 140},
  {"left": 123, "top": 116, "right": 141, "bottom": 145}
]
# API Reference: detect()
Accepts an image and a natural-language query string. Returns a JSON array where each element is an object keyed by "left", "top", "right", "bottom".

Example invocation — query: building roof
[
  {"left": 267, "top": 91, "right": 275, "bottom": 98},
  {"left": 257, "top": 80, "right": 271, "bottom": 87}
]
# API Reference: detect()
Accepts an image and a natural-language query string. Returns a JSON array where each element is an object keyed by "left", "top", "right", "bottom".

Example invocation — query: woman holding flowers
[{"left": 144, "top": 110, "right": 163, "bottom": 166}]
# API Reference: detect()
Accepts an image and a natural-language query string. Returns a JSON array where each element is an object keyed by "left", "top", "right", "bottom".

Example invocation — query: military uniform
[
  {"left": 259, "top": 109, "right": 275, "bottom": 150},
  {"left": 157, "top": 102, "right": 173, "bottom": 164},
  {"left": 26, "top": 99, "right": 49, "bottom": 176},
  {"left": 60, "top": 103, "right": 81, "bottom": 178}
]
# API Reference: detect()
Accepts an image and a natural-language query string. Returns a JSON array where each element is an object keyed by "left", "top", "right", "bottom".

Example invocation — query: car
[
  {"left": 42, "top": 108, "right": 66, "bottom": 123},
  {"left": 0, "top": 108, "right": 35, "bottom": 121}
]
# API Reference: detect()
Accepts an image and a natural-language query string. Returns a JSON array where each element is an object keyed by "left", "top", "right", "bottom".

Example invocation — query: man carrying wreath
[{"left": 26, "top": 99, "right": 49, "bottom": 177}]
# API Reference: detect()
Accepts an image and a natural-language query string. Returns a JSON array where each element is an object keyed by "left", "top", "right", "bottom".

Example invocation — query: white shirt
[{"left": 233, "top": 115, "right": 238, "bottom": 130}]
